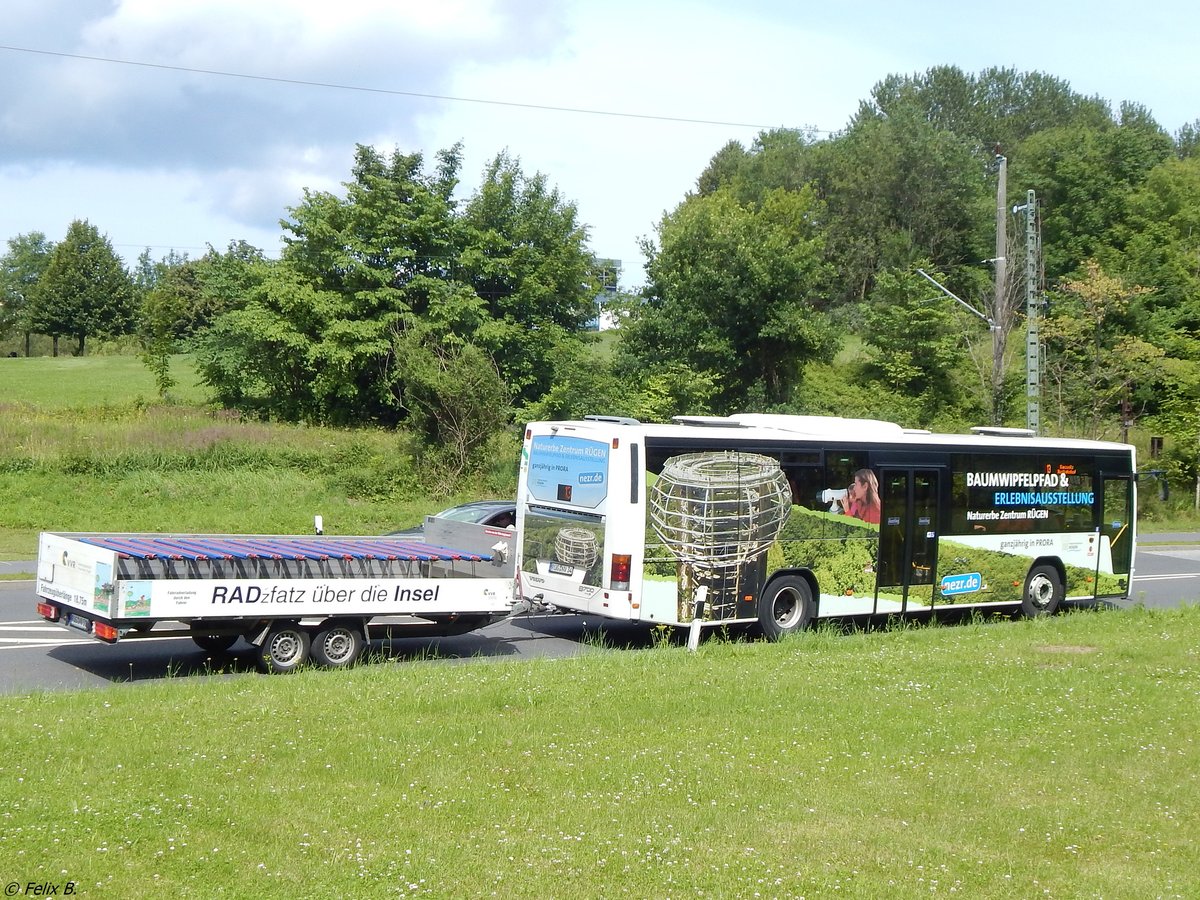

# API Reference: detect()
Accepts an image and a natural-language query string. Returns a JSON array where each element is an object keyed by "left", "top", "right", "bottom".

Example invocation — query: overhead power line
[{"left": 0, "top": 43, "right": 821, "bottom": 133}]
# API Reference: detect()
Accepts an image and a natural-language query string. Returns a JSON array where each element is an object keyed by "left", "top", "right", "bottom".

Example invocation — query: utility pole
[
  {"left": 991, "top": 153, "right": 1009, "bottom": 425},
  {"left": 918, "top": 152, "right": 1028, "bottom": 427},
  {"left": 1024, "top": 190, "right": 1040, "bottom": 434}
]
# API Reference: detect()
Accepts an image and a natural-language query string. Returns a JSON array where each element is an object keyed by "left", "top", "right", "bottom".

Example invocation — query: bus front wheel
[
  {"left": 1022, "top": 564, "right": 1063, "bottom": 618},
  {"left": 758, "top": 576, "right": 814, "bottom": 641}
]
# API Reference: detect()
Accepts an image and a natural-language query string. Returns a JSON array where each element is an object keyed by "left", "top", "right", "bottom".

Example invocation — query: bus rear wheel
[
  {"left": 1022, "top": 564, "right": 1063, "bottom": 618},
  {"left": 758, "top": 576, "right": 814, "bottom": 641}
]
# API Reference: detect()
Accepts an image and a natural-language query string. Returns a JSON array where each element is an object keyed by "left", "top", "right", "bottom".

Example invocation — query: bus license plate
[{"left": 548, "top": 562, "right": 574, "bottom": 576}]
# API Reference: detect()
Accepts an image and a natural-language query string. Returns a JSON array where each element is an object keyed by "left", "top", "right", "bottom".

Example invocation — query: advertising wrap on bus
[
  {"left": 517, "top": 415, "right": 1136, "bottom": 634},
  {"left": 526, "top": 435, "right": 610, "bottom": 509},
  {"left": 522, "top": 434, "right": 612, "bottom": 591}
]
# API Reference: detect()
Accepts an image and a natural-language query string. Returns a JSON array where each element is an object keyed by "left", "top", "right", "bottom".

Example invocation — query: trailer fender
[{"left": 246, "top": 620, "right": 274, "bottom": 649}]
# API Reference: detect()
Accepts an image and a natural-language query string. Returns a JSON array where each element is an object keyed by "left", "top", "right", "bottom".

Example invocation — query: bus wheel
[
  {"left": 311, "top": 621, "right": 365, "bottom": 668},
  {"left": 193, "top": 633, "right": 238, "bottom": 654},
  {"left": 758, "top": 576, "right": 814, "bottom": 641},
  {"left": 1022, "top": 564, "right": 1063, "bottom": 618},
  {"left": 256, "top": 623, "right": 311, "bottom": 674}
]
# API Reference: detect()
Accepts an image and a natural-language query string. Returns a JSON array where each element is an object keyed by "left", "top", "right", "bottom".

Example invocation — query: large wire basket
[{"left": 648, "top": 452, "right": 791, "bottom": 571}]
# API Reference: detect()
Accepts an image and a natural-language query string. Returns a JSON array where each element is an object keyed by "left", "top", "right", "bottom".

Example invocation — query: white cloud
[
  {"left": 2, "top": 162, "right": 284, "bottom": 259},
  {"left": 416, "top": 2, "right": 897, "bottom": 281},
  {"left": 1, "top": 0, "right": 1196, "bottom": 285}
]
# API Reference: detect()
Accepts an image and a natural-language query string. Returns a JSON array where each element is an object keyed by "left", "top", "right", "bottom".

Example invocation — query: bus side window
[
  {"left": 785, "top": 467, "right": 826, "bottom": 539},
  {"left": 824, "top": 455, "right": 869, "bottom": 516}
]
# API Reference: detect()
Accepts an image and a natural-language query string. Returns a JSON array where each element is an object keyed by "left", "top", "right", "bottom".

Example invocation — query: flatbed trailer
[{"left": 34, "top": 519, "right": 517, "bottom": 673}]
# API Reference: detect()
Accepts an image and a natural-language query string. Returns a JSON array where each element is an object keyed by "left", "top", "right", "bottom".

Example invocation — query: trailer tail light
[
  {"left": 37, "top": 601, "right": 59, "bottom": 621},
  {"left": 610, "top": 554, "right": 631, "bottom": 591},
  {"left": 94, "top": 621, "right": 119, "bottom": 643}
]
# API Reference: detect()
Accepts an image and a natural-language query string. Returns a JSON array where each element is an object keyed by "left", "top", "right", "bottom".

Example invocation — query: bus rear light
[
  {"left": 37, "top": 601, "right": 59, "bottom": 621},
  {"left": 610, "top": 554, "right": 631, "bottom": 590},
  {"left": 94, "top": 621, "right": 119, "bottom": 642}
]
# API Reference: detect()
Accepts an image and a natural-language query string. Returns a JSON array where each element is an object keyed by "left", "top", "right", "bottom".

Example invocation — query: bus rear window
[{"left": 528, "top": 435, "right": 610, "bottom": 510}]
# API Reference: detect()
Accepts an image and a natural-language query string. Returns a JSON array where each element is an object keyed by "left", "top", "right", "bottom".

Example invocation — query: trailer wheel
[
  {"left": 193, "top": 633, "right": 238, "bottom": 654},
  {"left": 1022, "top": 564, "right": 1063, "bottom": 618},
  {"left": 256, "top": 623, "right": 311, "bottom": 674},
  {"left": 311, "top": 621, "right": 365, "bottom": 668},
  {"left": 758, "top": 575, "right": 814, "bottom": 641}
]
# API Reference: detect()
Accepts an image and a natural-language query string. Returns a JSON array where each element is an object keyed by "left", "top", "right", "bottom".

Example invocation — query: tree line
[{"left": 2, "top": 65, "right": 1199, "bottom": 483}]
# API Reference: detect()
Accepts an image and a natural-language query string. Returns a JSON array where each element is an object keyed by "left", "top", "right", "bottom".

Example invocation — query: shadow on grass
[
  {"left": 41, "top": 614, "right": 648, "bottom": 684},
  {"left": 41, "top": 604, "right": 1117, "bottom": 686}
]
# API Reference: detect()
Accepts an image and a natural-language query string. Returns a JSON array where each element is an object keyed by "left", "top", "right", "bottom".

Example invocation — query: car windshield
[{"left": 439, "top": 505, "right": 497, "bottom": 523}]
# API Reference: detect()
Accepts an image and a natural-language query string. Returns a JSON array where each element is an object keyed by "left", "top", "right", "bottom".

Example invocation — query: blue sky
[{"left": 1, "top": 0, "right": 1195, "bottom": 288}]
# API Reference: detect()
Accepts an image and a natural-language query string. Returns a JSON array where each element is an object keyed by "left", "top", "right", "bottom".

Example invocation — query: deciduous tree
[
  {"left": 0, "top": 231, "right": 54, "bottom": 356},
  {"left": 197, "top": 143, "right": 596, "bottom": 434},
  {"left": 1042, "top": 260, "right": 1163, "bottom": 437},
  {"left": 459, "top": 151, "right": 597, "bottom": 405},
  {"left": 1114, "top": 155, "right": 1200, "bottom": 348},
  {"left": 393, "top": 325, "right": 511, "bottom": 481},
  {"left": 30, "top": 220, "right": 134, "bottom": 356},
  {"left": 625, "top": 186, "right": 834, "bottom": 412},
  {"left": 1013, "top": 112, "right": 1174, "bottom": 280},
  {"left": 861, "top": 267, "right": 979, "bottom": 424}
]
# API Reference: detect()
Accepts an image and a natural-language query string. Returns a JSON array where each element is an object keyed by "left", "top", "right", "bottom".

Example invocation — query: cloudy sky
[{"left": 2, "top": 0, "right": 1196, "bottom": 287}]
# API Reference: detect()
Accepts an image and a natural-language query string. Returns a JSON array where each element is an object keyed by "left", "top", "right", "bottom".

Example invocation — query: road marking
[{"left": 0, "top": 623, "right": 202, "bottom": 651}]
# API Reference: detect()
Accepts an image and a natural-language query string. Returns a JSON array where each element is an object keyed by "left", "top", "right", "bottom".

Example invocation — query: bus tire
[
  {"left": 1022, "top": 564, "right": 1063, "bottom": 618},
  {"left": 311, "top": 621, "right": 365, "bottom": 668},
  {"left": 255, "top": 623, "right": 311, "bottom": 674},
  {"left": 758, "top": 575, "right": 814, "bottom": 641},
  {"left": 193, "top": 633, "right": 238, "bottom": 654}
]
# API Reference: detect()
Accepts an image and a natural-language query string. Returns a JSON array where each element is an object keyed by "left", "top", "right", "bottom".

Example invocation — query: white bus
[{"left": 516, "top": 414, "right": 1136, "bottom": 637}]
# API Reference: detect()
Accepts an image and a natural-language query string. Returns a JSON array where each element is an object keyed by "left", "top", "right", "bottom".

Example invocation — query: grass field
[
  {"left": 0, "top": 356, "right": 518, "bottom": 558},
  {"left": 0, "top": 352, "right": 1195, "bottom": 560},
  {"left": 0, "top": 353, "right": 210, "bottom": 408},
  {"left": 2, "top": 354, "right": 1199, "bottom": 895},
  {"left": 0, "top": 403, "right": 486, "bottom": 557},
  {"left": 1, "top": 606, "right": 1197, "bottom": 897}
]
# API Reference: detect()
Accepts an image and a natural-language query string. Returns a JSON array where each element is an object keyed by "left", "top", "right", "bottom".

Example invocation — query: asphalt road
[
  {"left": 2, "top": 537, "right": 1197, "bottom": 693},
  {"left": 0, "top": 579, "right": 662, "bottom": 693}
]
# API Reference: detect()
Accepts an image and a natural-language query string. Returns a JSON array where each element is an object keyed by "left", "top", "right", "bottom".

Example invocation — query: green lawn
[
  {"left": 0, "top": 353, "right": 1194, "bottom": 560},
  {"left": 2, "top": 354, "right": 1198, "bottom": 894},
  {"left": 1, "top": 606, "right": 1197, "bottom": 897},
  {"left": 0, "top": 353, "right": 209, "bottom": 407},
  {"left": 0, "top": 356, "right": 517, "bottom": 558}
]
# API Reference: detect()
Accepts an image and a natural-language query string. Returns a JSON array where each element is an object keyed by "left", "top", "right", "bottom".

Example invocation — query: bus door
[
  {"left": 1097, "top": 473, "right": 1134, "bottom": 596},
  {"left": 875, "top": 468, "right": 940, "bottom": 614}
]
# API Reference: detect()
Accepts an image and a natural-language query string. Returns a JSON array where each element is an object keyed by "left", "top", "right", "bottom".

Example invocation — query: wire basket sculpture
[
  {"left": 554, "top": 526, "right": 600, "bottom": 570},
  {"left": 648, "top": 452, "right": 792, "bottom": 620}
]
